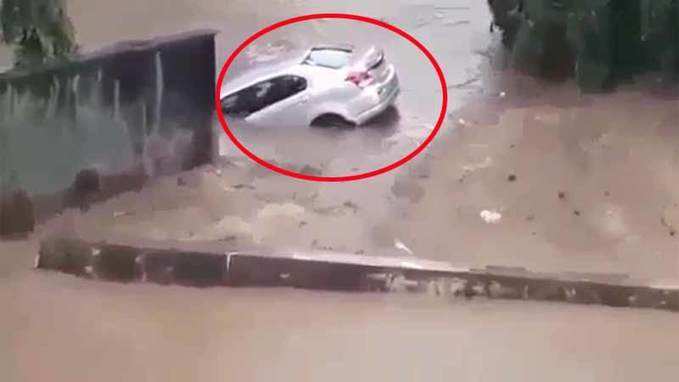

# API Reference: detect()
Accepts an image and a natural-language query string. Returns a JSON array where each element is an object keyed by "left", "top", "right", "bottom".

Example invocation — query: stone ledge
[{"left": 35, "top": 236, "right": 679, "bottom": 312}]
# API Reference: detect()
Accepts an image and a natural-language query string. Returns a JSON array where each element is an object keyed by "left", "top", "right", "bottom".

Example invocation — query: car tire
[{"left": 310, "top": 114, "right": 356, "bottom": 129}]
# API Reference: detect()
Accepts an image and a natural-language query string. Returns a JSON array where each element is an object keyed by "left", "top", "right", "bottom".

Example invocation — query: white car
[{"left": 219, "top": 44, "right": 400, "bottom": 127}]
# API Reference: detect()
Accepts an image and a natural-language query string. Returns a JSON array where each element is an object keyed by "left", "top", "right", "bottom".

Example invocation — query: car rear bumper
[
  {"left": 353, "top": 84, "right": 400, "bottom": 125},
  {"left": 351, "top": 69, "right": 400, "bottom": 125}
]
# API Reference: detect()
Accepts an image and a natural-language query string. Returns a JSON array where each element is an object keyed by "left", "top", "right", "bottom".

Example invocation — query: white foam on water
[
  {"left": 45, "top": 77, "right": 58, "bottom": 119},
  {"left": 94, "top": 68, "right": 103, "bottom": 108},
  {"left": 72, "top": 74, "right": 81, "bottom": 107},
  {"left": 153, "top": 51, "right": 164, "bottom": 134},
  {"left": 113, "top": 79, "right": 120, "bottom": 122}
]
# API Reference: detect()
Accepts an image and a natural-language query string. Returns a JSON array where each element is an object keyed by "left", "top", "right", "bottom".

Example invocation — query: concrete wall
[
  {"left": 0, "top": 30, "right": 216, "bottom": 195},
  {"left": 0, "top": 30, "right": 216, "bottom": 233}
]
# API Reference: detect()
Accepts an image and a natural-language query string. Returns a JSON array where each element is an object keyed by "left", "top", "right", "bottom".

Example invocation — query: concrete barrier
[
  {"left": 36, "top": 236, "right": 679, "bottom": 313},
  {"left": 91, "top": 244, "right": 139, "bottom": 282},
  {"left": 0, "top": 188, "right": 35, "bottom": 238}
]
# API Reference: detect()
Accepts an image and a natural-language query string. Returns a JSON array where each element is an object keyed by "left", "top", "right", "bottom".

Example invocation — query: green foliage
[
  {"left": 488, "top": 0, "right": 523, "bottom": 46},
  {"left": 641, "top": 0, "right": 679, "bottom": 78},
  {"left": 489, "top": 0, "right": 679, "bottom": 90},
  {"left": 0, "top": 0, "right": 76, "bottom": 68}
]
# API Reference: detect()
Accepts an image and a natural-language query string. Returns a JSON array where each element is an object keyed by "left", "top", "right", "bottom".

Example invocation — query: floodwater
[
  {"left": 65, "top": 0, "right": 491, "bottom": 176},
  {"left": 4, "top": 240, "right": 679, "bottom": 382},
  {"left": 4, "top": 0, "right": 679, "bottom": 381},
  {"left": 220, "top": 18, "right": 441, "bottom": 176}
]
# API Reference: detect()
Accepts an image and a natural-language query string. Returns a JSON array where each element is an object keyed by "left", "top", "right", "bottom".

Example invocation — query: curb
[{"left": 36, "top": 236, "right": 679, "bottom": 312}]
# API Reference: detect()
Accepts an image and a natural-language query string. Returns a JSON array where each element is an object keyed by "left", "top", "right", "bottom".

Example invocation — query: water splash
[
  {"left": 72, "top": 74, "right": 80, "bottom": 107},
  {"left": 140, "top": 101, "right": 156, "bottom": 177},
  {"left": 94, "top": 68, "right": 103, "bottom": 109},
  {"left": 141, "top": 102, "right": 148, "bottom": 136},
  {"left": 3, "top": 84, "right": 12, "bottom": 121},
  {"left": 46, "top": 77, "right": 60, "bottom": 120},
  {"left": 153, "top": 51, "right": 164, "bottom": 134},
  {"left": 113, "top": 79, "right": 120, "bottom": 122}
]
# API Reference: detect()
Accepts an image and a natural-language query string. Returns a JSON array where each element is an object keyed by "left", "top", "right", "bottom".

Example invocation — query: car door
[{"left": 245, "top": 75, "right": 310, "bottom": 126}]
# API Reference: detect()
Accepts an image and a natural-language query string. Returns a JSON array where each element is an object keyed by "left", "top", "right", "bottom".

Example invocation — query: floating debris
[
  {"left": 299, "top": 165, "right": 323, "bottom": 176},
  {"left": 342, "top": 200, "right": 359, "bottom": 213},
  {"left": 461, "top": 157, "right": 492, "bottom": 173},
  {"left": 480, "top": 210, "right": 502, "bottom": 224},
  {"left": 444, "top": 20, "right": 471, "bottom": 27},
  {"left": 448, "top": 77, "right": 479, "bottom": 89},
  {"left": 258, "top": 202, "right": 305, "bottom": 219},
  {"left": 232, "top": 184, "right": 255, "bottom": 190},
  {"left": 394, "top": 239, "right": 414, "bottom": 255}
]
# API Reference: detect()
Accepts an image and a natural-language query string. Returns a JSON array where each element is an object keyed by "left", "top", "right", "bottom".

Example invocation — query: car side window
[
  {"left": 222, "top": 75, "right": 307, "bottom": 117},
  {"left": 258, "top": 75, "right": 307, "bottom": 110},
  {"left": 221, "top": 90, "right": 253, "bottom": 117}
]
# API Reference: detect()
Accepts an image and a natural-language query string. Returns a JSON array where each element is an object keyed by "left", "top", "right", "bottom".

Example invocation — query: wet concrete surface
[{"left": 5, "top": 0, "right": 679, "bottom": 381}]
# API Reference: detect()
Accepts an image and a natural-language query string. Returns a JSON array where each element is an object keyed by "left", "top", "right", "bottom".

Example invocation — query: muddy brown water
[
  {"left": 4, "top": 239, "right": 679, "bottom": 382},
  {"left": 4, "top": 0, "right": 679, "bottom": 381}
]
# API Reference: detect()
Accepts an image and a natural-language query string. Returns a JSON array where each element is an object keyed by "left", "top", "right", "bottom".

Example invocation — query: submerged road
[{"left": 212, "top": 0, "right": 493, "bottom": 177}]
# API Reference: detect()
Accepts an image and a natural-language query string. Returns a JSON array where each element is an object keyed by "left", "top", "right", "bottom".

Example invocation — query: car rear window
[{"left": 304, "top": 48, "right": 352, "bottom": 69}]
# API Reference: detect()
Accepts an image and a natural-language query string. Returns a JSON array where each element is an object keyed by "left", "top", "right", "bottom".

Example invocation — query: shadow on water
[
  {"left": 363, "top": 105, "right": 401, "bottom": 129},
  {"left": 307, "top": 105, "right": 401, "bottom": 132}
]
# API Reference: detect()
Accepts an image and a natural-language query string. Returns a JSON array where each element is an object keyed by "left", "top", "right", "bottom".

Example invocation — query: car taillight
[{"left": 345, "top": 71, "right": 373, "bottom": 87}]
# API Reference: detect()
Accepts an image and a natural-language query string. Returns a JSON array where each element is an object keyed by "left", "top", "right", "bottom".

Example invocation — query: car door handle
[{"left": 298, "top": 96, "right": 310, "bottom": 104}]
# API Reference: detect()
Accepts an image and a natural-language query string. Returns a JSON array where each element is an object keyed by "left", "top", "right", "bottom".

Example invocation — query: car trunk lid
[{"left": 351, "top": 45, "right": 388, "bottom": 80}]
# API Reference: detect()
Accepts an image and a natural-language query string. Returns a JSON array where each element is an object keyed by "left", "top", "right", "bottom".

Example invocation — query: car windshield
[{"left": 304, "top": 48, "right": 352, "bottom": 69}]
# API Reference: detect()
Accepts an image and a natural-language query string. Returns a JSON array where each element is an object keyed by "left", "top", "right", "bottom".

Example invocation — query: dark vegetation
[
  {"left": 488, "top": 0, "right": 679, "bottom": 91},
  {"left": 0, "top": 0, "right": 76, "bottom": 68}
]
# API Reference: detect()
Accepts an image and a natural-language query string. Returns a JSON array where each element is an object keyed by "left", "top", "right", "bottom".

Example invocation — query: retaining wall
[{"left": 0, "top": 30, "right": 217, "bottom": 236}]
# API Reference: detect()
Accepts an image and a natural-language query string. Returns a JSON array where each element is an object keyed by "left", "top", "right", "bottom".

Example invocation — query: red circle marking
[{"left": 215, "top": 13, "right": 448, "bottom": 182}]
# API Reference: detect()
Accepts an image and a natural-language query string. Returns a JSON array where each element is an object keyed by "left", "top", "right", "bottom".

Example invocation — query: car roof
[{"left": 220, "top": 44, "right": 359, "bottom": 99}]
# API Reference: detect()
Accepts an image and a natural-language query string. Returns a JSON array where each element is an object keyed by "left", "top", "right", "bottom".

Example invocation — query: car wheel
[{"left": 310, "top": 114, "right": 356, "bottom": 129}]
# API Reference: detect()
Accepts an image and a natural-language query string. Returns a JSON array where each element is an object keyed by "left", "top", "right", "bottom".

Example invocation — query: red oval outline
[{"left": 215, "top": 13, "right": 448, "bottom": 182}]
